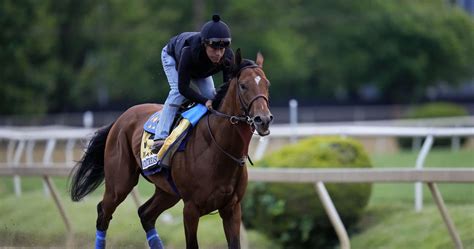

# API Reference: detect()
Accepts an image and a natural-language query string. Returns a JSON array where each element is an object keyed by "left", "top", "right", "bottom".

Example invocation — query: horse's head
[{"left": 233, "top": 49, "right": 273, "bottom": 136}]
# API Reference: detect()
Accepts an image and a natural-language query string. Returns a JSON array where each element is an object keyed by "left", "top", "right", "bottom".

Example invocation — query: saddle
[{"left": 140, "top": 102, "right": 208, "bottom": 176}]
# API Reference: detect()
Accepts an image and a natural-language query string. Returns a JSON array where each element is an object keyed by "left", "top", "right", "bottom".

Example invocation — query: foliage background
[{"left": 1, "top": 0, "right": 474, "bottom": 114}]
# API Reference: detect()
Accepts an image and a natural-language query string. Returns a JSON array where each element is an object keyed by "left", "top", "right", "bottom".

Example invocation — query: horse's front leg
[
  {"left": 183, "top": 201, "right": 200, "bottom": 249},
  {"left": 219, "top": 202, "right": 242, "bottom": 249}
]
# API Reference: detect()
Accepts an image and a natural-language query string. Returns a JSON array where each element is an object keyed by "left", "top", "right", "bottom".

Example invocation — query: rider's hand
[{"left": 205, "top": 99, "right": 213, "bottom": 110}]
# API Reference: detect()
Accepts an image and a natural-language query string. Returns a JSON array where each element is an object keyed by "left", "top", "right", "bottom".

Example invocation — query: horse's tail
[{"left": 69, "top": 123, "right": 114, "bottom": 202}]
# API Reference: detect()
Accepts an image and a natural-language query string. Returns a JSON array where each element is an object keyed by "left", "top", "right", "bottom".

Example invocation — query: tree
[
  {"left": 1, "top": 0, "right": 473, "bottom": 115},
  {"left": 72, "top": 0, "right": 193, "bottom": 110},
  {"left": 0, "top": 0, "right": 57, "bottom": 114},
  {"left": 220, "top": 0, "right": 474, "bottom": 104},
  {"left": 312, "top": 0, "right": 474, "bottom": 103}
]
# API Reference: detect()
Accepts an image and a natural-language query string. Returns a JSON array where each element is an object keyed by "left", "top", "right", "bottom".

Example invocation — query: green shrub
[
  {"left": 243, "top": 136, "right": 372, "bottom": 249},
  {"left": 406, "top": 102, "right": 468, "bottom": 119},
  {"left": 398, "top": 102, "right": 469, "bottom": 149}
]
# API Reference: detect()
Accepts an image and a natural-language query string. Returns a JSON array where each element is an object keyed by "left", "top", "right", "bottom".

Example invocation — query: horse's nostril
[
  {"left": 254, "top": 116, "right": 263, "bottom": 124},
  {"left": 269, "top": 115, "right": 274, "bottom": 122}
]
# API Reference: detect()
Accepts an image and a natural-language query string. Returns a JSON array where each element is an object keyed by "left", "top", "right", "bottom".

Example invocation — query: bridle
[
  {"left": 207, "top": 64, "right": 269, "bottom": 166},
  {"left": 209, "top": 64, "right": 269, "bottom": 126}
]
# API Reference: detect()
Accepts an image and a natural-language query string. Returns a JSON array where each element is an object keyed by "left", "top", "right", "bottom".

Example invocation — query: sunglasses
[{"left": 205, "top": 38, "right": 231, "bottom": 48}]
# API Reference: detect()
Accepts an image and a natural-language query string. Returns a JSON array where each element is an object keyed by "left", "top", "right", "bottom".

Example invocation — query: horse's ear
[
  {"left": 256, "top": 51, "right": 264, "bottom": 68},
  {"left": 235, "top": 48, "right": 242, "bottom": 65}
]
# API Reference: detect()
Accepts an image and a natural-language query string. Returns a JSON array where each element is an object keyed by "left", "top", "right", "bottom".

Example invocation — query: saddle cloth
[{"left": 140, "top": 104, "right": 208, "bottom": 176}]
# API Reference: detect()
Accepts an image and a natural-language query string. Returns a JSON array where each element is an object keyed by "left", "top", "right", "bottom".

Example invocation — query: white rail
[
  {"left": 265, "top": 125, "right": 474, "bottom": 137},
  {"left": 1, "top": 124, "right": 473, "bottom": 210},
  {"left": 0, "top": 126, "right": 94, "bottom": 197}
]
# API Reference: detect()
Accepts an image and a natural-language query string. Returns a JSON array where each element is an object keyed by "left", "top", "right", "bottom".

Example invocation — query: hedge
[{"left": 243, "top": 136, "right": 372, "bottom": 249}]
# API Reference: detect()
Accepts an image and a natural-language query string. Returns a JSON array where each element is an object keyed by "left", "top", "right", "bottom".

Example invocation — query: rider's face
[{"left": 205, "top": 45, "right": 225, "bottom": 64}]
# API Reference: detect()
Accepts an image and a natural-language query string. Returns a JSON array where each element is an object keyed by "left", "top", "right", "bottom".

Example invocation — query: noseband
[
  {"left": 207, "top": 64, "right": 269, "bottom": 166},
  {"left": 237, "top": 88, "right": 269, "bottom": 124}
]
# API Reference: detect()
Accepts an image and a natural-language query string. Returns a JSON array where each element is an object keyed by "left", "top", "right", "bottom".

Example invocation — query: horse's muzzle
[{"left": 253, "top": 113, "right": 273, "bottom": 136}]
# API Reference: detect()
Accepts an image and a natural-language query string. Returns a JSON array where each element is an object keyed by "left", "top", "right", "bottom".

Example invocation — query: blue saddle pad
[
  {"left": 143, "top": 112, "right": 161, "bottom": 134},
  {"left": 181, "top": 104, "right": 208, "bottom": 126}
]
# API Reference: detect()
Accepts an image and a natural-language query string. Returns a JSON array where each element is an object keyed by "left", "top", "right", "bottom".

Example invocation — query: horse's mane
[{"left": 212, "top": 59, "right": 258, "bottom": 109}]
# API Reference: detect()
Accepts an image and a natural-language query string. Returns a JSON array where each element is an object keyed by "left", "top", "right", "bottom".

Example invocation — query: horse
[{"left": 69, "top": 49, "right": 273, "bottom": 249}]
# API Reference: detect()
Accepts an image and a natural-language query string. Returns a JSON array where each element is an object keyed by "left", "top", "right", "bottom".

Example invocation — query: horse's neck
[
  {"left": 218, "top": 79, "right": 240, "bottom": 117},
  {"left": 212, "top": 80, "right": 253, "bottom": 155}
]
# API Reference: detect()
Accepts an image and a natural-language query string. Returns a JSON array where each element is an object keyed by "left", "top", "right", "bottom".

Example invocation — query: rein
[
  {"left": 206, "top": 64, "right": 268, "bottom": 166},
  {"left": 206, "top": 115, "right": 251, "bottom": 166}
]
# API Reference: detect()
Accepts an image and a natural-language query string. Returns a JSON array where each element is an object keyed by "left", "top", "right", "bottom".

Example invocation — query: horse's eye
[{"left": 239, "top": 83, "right": 248, "bottom": 91}]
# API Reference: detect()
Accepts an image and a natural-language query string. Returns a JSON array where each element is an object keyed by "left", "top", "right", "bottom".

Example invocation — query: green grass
[
  {"left": 350, "top": 203, "right": 474, "bottom": 249},
  {"left": 369, "top": 148, "right": 474, "bottom": 204},
  {"left": 351, "top": 148, "right": 474, "bottom": 249},
  {"left": 370, "top": 147, "right": 473, "bottom": 168},
  {"left": 0, "top": 179, "right": 277, "bottom": 248}
]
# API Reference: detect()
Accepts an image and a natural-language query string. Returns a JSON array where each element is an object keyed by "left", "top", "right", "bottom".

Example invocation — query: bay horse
[{"left": 69, "top": 49, "right": 272, "bottom": 249}]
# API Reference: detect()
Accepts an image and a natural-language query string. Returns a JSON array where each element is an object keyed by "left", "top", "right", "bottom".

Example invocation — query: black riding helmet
[{"left": 200, "top": 14, "right": 231, "bottom": 49}]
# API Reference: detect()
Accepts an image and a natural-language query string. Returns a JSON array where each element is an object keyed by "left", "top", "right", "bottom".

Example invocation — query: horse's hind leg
[
  {"left": 95, "top": 166, "right": 139, "bottom": 249},
  {"left": 138, "top": 187, "right": 180, "bottom": 249}
]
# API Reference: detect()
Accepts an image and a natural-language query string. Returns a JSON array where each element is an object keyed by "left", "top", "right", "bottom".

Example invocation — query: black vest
[{"left": 166, "top": 32, "right": 201, "bottom": 66}]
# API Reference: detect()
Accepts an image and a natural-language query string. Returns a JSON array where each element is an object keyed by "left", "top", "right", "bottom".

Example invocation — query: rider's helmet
[{"left": 200, "top": 14, "right": 231, "bottom": 49}]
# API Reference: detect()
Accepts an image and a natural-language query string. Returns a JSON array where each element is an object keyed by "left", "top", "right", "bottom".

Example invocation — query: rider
[{"left": 151, "top": 14, "right": 234, "bottom": 153}]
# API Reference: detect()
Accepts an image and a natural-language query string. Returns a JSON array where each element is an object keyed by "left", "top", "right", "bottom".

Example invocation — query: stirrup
[{"left": 151, "top": 140, "right": 165, "bottom": 154}]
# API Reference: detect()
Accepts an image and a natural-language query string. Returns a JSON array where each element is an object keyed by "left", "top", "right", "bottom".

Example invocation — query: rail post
[
  {"left": 427, "top": 182, "right": 463, "bottom": 249},
  {"left": 415, "top": 135, "right": 433, "bottom": 212},
  {"left": 314, "top": 182, "right": 350, "bottom": 249},
  {"left": 289, "top": 99, "right": 298, "bottom": 144}
]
